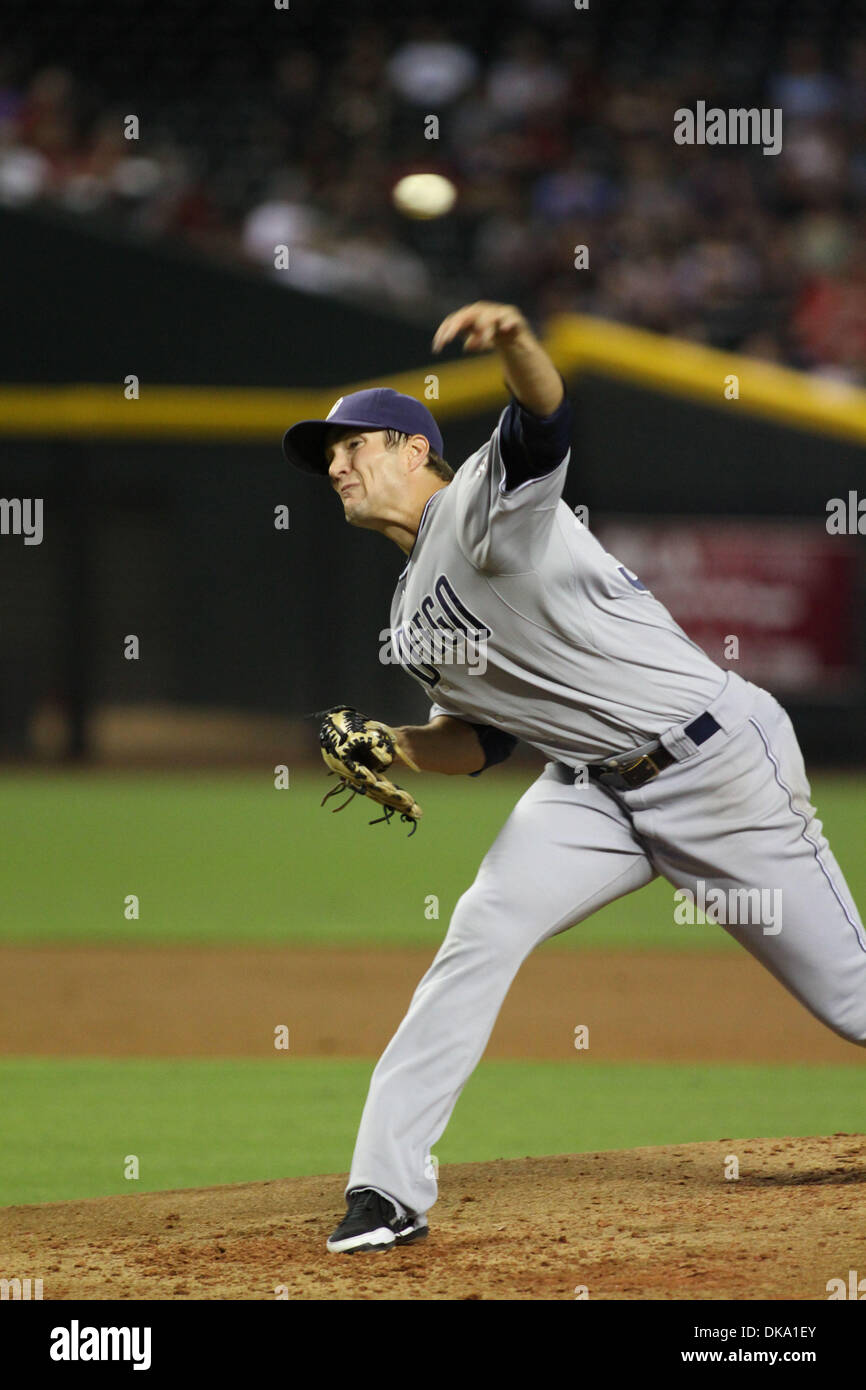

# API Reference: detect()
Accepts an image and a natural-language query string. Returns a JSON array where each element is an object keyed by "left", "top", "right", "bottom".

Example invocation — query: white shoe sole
[{"left": 326, "top": 1221, "right": 428, "bottom": 1255}]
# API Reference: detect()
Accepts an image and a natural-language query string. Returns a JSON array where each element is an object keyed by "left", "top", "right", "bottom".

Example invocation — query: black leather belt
[{"left": 587, "top": 712, "right": 722, "bottom": 790}]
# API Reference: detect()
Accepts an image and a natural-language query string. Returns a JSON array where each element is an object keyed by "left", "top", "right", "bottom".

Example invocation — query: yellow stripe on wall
[
  {"left": 546, "top": 314, "right": 866, "bottom": 446},
  {"left": 0, "top": 314, "right": 864, "bottom": 443},
  {"left": 0, "top": 361, "right": 508, "bottom": 440}
]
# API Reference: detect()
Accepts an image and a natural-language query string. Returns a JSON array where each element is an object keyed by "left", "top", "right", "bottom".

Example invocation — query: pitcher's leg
[
  {"left": 347, "top": 763, "right": 656, "bottom": 1217},
  {"left": 730, "top": 700, "right": 866, "bottom": 1043},
  {"left": 644, "top": 689, "right": 866, "bottom": 1046}
]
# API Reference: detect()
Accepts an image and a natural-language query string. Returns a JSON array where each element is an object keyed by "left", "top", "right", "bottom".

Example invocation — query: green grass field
[
  {"left": 2, "top": 769, "right": 863, "bottom": 950},
  {"left": 2, "top": 1057, "right": 863, "bottom": 1206},
  {"left": 1, "top": 770, "right": 863, "bottom": 1206}
]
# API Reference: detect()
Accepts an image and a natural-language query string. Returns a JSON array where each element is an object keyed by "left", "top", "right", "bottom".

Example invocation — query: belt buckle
[
  {"left": 593, "top": 744, "right": 664, "bottom": 790},
  {"left": 618, "top": 752, "right": 661, "bottom": 788}
]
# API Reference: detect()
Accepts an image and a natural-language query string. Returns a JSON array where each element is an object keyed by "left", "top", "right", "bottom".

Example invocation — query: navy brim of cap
[{"left": 282, "top": 417, "right": 381, "bottom": 475}]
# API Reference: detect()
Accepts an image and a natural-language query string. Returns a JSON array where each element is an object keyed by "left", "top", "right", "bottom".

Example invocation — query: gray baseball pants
[{"left": 346, "top": 672, "right": 866, "bottom": 1217}]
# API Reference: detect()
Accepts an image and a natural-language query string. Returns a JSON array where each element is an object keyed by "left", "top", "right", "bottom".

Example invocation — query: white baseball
[{"left": 392, "top": 173, "right": 457, "bottom": 221}]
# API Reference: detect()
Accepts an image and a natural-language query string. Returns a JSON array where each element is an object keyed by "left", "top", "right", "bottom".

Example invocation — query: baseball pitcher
[{"left": 282, "top": 302, "right": 866, "bottom": 1255}]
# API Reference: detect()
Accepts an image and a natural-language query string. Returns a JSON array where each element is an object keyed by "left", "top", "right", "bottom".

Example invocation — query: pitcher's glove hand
[{"left": 318, "top": 706, "right": 422, "bottom": 834}]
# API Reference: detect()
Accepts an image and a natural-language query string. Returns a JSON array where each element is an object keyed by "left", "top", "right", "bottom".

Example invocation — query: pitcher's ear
[{"left": 405, "top": 434, "right": 432, "bottom": 472}]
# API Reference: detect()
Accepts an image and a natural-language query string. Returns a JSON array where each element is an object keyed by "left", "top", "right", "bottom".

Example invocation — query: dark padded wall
[{"left": 1, "top": 210, "right": 863, "bottom": 759}]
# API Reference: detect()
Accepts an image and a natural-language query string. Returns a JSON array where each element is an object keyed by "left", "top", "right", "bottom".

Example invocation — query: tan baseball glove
[{"left": 318, "top": 706, "right": 422, "bottom": 833}]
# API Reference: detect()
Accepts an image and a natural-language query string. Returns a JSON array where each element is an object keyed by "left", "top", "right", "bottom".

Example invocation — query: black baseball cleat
[{"left": 326, "top": 1188, "right": 428, "bottom": 1254}]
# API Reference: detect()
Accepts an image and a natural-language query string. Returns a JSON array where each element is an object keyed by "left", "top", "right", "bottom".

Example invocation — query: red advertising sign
[{"left": 593, "top": 518, "right": 862, "bottom": 697}]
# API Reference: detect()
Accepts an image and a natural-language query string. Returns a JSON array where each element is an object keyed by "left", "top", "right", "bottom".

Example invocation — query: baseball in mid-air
[{"left": 392, "top": 173, "right": 457, "bottom": 220}]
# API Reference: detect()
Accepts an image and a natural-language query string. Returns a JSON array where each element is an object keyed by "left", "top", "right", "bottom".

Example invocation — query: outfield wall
[{"left": 1, "top": 209, "right": 863, "bottom": 760}]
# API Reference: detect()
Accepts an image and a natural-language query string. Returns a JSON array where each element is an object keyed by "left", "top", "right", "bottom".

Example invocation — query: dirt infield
[
  {"left": 3, "top": 946, "right": 865, "bottom": 1299},
  {"left": 0, "top": 944, "right": 861, "bottom": 1062},
  {"left": 2, "top": 1136, "right": 865, "bottom": 1300}
]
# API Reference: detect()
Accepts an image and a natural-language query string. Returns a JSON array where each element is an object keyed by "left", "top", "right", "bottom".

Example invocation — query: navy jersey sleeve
[
  {"left": 467, "top": 722, "right": 519, "bottom": 777},
  {"left": 497, "top": 375, "right": 573, "bottom": 492}
]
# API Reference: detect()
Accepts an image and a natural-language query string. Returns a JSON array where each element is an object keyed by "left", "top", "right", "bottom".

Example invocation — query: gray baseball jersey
[{"left": 388, "top": 406, "right": 725, "bottom": 764}]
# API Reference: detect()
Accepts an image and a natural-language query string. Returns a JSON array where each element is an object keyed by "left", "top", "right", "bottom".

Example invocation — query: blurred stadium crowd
[{"left": 1, "top": 0, "right": 865, "bottom": 380}]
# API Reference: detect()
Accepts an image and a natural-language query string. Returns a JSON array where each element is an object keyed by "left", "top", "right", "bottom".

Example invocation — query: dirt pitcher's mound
[{"left": 2, "top": 1135, "right": 865, "bottom": 1301}]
